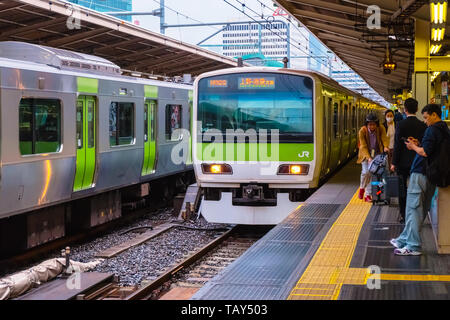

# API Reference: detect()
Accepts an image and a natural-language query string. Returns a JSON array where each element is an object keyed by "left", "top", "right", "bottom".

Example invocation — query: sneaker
[
  {"left": 390, "top": 238, "right": 401, "bottom": 248},
  {"left": 364, "top": 195, "right": 372, "bottom": 202},
  {"left": 358, "top": 188, "right": 365, "bottom": 199},
  {"left": 394, "top": 248, "right": 422, "bottom": 256}
]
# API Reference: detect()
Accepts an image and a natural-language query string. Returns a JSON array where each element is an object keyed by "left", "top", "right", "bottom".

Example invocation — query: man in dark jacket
[
  {"left": 391, "top": 98, "right": 427, "bottom": 222},
  {"left": 391, "top": 104, "right": 449, "bottom": 255},
  {"left": 394, "top": 108, "right": 405, "bottom": 123}
]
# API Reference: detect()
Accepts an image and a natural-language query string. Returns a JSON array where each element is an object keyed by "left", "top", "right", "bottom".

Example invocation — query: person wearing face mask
[
  {"left": 357, "top": 113, "right": 390, "bottom": 202},
  {"left": 383, "top": 109, "right": 396, "bottom": 170}
]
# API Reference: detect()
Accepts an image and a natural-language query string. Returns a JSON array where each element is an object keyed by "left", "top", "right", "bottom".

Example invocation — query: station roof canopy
[
  {"left": 275, "top": 0, "right": 433, "bottom": 101},
  {"left": 0, "top": 0, "right": 241, "bottom": 78}
]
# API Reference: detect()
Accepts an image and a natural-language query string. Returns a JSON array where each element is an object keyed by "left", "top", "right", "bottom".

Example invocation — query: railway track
[
  {"left": 3, "top": 206, "right": 267, "bottom": 301},
  {"left": 0, "top": 203, "right": 169, "bottom": 278},
  {"left": 72, "top": 226, "right": 268, "bottom": 300},
  {"left": 158, "top": 232, "right": 264, "bottom": 300},
  {"left": 107, "top": 226, "right": 270, "bottom": 300}
]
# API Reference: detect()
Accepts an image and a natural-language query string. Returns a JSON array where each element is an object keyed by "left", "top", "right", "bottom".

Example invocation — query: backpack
[
  {"left": 425, "top": 125, "right": 450, "bottom": 187},
  {"left": 369, "top": 153, "right": 387, "bottom": 176}
]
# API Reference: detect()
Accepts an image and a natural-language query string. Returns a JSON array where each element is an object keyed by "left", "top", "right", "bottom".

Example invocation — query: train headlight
[
  {"left": 290, "top": 165, "right": 302, "bottom": 174},
  {"left": 277, "top": 164, "right": 309, "bottom": 175},
  {"left": 202, "top": 163, "right": 233, "bottom": 174}
]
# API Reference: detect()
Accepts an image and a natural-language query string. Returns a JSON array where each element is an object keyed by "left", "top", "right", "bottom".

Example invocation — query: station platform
[{"left": 192, "top": 160, "right": 450, "bottom": 300}]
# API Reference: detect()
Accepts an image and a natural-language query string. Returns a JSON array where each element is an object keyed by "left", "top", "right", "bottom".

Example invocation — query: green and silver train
[
  {"left": 193, "top": 67, "right": 386, "bottom": 225},
  {"left": 0, "top": 42, "right": 194, "bottom": 255}
]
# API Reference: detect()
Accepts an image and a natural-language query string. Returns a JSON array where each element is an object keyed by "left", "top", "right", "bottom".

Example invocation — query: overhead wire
[
  {"left": 251, "top": 0, "right": 387, "bottom": 104},
  {"left": 222, "top": 0, "right": 331, "bottom": 69},
  {"left": 151, "top": 0, "right": 221, "bottom": 31}
]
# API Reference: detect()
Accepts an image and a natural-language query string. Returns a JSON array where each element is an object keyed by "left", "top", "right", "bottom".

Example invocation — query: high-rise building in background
[
  {"left": 68, "top": 0, "right": 132, "bottom": 21},
  {"left": 222, "top": 21, "right": 309, "bottom": 70}
]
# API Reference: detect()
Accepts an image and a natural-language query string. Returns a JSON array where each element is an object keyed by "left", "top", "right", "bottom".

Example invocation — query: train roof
[
  {"left": 195, "top": 66, "right": 385, "bottom": 108},
  {"left": 0, "top": 41, "right": 191, "bottom": 91}
]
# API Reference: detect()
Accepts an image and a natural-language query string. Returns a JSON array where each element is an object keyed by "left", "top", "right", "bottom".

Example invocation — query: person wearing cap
[{"left": 357, "top": 112, "right": 390, "bottom": 202}]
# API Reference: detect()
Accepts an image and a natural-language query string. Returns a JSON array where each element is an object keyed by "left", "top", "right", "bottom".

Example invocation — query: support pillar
[{"left": 413, "top": 19, "right": 431, "bottom": 117}]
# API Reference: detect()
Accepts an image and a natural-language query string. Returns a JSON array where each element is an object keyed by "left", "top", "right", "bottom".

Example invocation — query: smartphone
[{"left": 400, "top": 137, "right": 408, "bottom": 142}]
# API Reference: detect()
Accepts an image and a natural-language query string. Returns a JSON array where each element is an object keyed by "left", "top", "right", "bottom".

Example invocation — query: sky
[
  {"left": 132, "top": 0, "right": 288, "bottom": 45},
  {"left": 76, "top": 0, "right": 390, "bottom": 106}
]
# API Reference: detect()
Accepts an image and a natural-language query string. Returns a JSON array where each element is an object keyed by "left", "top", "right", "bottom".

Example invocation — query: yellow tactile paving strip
[{"left": 288, "top": 190, "right": 450, "bottom": 300}]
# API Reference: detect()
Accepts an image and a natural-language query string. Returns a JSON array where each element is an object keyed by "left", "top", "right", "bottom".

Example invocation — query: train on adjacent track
[
  {"left": 0, "top": 42, "right": 194, "bottom": 256},
  {"left": 193, "top": 67, "right": 386, "bottom": 225}
]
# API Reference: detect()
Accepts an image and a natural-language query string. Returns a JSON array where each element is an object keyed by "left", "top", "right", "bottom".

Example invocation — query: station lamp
[
  {"left": 381, "top": 47, "right": 397, "bottom": 74},
  {"left": 431, "top": 71, "right": 441, "bottom": 82},
  {"left": 430, "top": 1, "right": 447, "bottom": 53},
  {"left": 431, "top": 27, "right": 446, "bottom": 41},
  {"left": 431, "top": 0, "right": 447, "bottom": 24},
  {"left": 430, "top": 42, "right": 442, "bottom": 54}
]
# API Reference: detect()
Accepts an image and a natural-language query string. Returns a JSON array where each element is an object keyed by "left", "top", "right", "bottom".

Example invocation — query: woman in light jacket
[
  {"left": 357, "top": 113, "right": 389, "bottom": 202},
  {"left": 383, "top": 109, "right": 396, "bottom": 171}
]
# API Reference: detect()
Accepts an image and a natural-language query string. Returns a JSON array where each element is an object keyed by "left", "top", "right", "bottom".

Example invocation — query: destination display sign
[
  {"left": 208, "top": 79, "right": 228, "bottom": 88},
  {"left": 238, "top": 77, "right": 275, "bottom": 89}
]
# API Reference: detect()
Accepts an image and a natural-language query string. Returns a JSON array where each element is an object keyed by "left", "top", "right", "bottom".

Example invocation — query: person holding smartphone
[
  {"left": 391, "top": 104, "right": 449, "bottom": 255},
  {"left": 391, "top": 98, "right": 427, "bottom": 222}
]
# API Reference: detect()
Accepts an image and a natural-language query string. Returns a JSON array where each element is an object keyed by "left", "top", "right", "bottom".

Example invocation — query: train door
[
  {"left": 329, "top": 100, "right": 340, "bottom": 169},
  {"left": 187, "top": 90, "right": 193, "bottom": 165},
  {"left": 142, "top": 100, "right": 157, "bottom": 176},
  {"left": 339, "top": 102, "right": 350, "bottom": 162},
  {"left": 73, "top": 96, "right": 96, "bottom": 191},
  {"left": 322, "top": 96, "right": 332, "bottom": 175},
  {"left": 351, "top": 104, "right": 357, "bottom": 153}
]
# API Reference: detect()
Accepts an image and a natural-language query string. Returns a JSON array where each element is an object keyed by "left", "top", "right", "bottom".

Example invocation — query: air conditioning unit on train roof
[{"left": 0, "top": 41, "right": 121, "bottom": 76}]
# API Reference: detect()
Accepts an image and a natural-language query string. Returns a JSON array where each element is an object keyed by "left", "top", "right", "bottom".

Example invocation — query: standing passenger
[
  {"left": 394, "top": 108, "right": 404, "bottom": 123},
  {"left": 391, "top": 104, "right": 449, "bottom": 255},
  {"left": 391, "top": 98, "right": 427, "bottom": 223},
  {"left": 383, "top": 109, "right": 396, "bottom": 170},
  {"left": 357, "top": 113, "right": 390, "bottom": 202}
]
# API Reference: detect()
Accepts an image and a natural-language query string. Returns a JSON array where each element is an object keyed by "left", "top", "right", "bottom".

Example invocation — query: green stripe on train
[
  {"left": 145, "top": 85, "right": 158, "bottom": 98},
  {"left": 197, "top": 143, "right": 314, "bottom": 162},
  {"left": 77, "top": 77, "right": 98, "bottom": 94}
]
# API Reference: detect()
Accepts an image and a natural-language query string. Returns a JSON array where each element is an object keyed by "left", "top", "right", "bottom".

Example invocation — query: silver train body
[
  {"left": 193, "top": 67, "right": 385, "bottom": 225},
  {"left": 0, "top": 42, "right": 193, "bottom": 253}
]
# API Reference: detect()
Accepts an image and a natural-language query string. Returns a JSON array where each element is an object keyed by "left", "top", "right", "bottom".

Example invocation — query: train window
[
  {"left": 87, "top": 100, "right": 95, "bottom": 148},
  {"left": 198, "top": 73, "right": 314, "bottom": 143},
  {"left": 144, "top": 100, "right": 157, "bottom": 142},
  {"left": 19, "top": 98, "right": 61, "bottom": 155},
  {"left": 344, "top": 104, "right": 348, "bottom": 134},
  {"left": 144, "top": 104, "right": 148, "bottom": 142},
  {"left": 109, "top": 102, "right": 135, "bottom": 146},
  {"left": 352, "top": 105, "right": 357, "bottom": 131},
  {"left": 150, "top": 102, "right": 156, "bottom": 141},
  {"left": 76, "top": 101, "right": 83, "bottom": 149},
  {"left": 333, "top": 102, "right": 338, "bottom": 138},
  {"left": 166, "top": 104, "right": 182, "bottom": 141}
]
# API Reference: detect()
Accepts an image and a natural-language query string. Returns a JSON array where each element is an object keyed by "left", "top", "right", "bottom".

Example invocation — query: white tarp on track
[{"left": 0, "top": 258, "right": 103, "bottom": 300}]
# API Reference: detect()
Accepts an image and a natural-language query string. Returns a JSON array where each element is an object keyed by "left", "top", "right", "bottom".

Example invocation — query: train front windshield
[{"left": 197, "top": 72, "right": 313, "bottom": 143}]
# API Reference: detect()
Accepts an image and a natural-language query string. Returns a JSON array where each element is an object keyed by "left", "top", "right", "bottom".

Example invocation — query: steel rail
[{"left": 125, "top": 226, "right": 236, "bottom": 300}]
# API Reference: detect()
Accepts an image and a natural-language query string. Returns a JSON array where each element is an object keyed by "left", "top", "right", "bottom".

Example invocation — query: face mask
[{"left": 386, "top": 117, "right": 393, "bottom": 123}]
